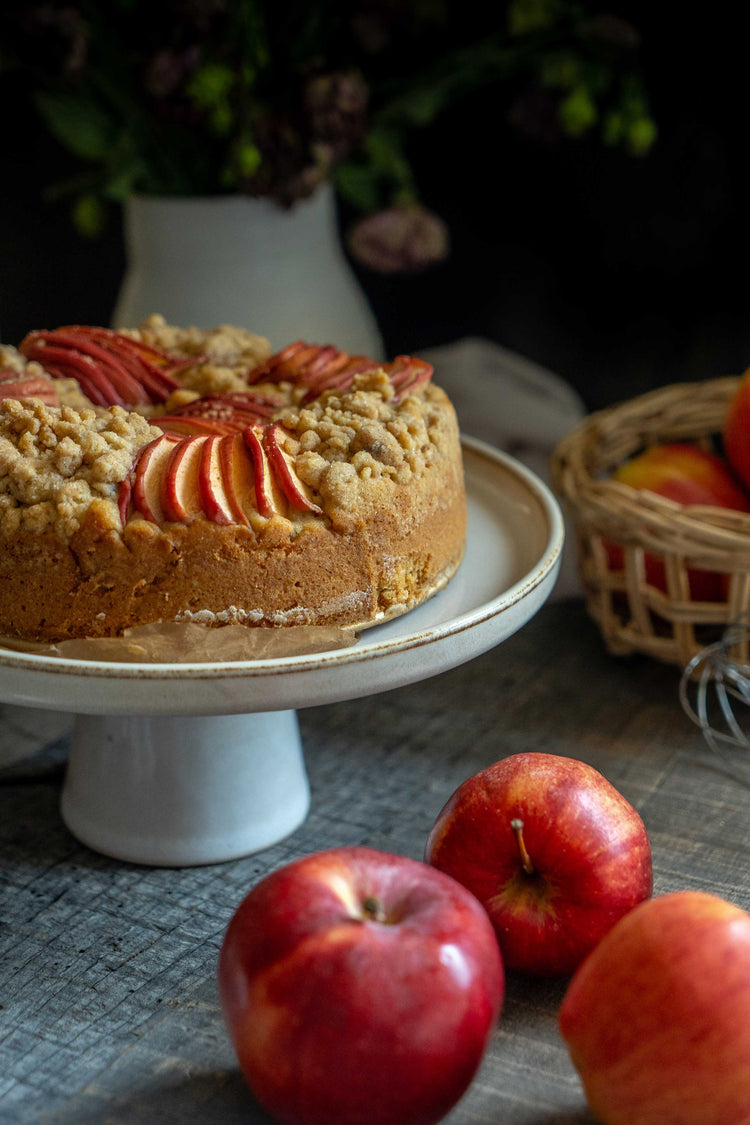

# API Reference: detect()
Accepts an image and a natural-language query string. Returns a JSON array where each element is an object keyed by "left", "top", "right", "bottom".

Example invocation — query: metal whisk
[{"left": 680, "top": 617, "right": 750, "bottom": 781}]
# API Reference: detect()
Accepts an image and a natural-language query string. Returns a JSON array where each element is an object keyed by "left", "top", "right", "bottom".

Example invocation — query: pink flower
[{"left": 347, "top": 205, "right": 449, "bottom": 273}]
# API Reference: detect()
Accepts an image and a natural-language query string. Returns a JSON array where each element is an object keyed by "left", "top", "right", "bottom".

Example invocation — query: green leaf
[
  {"left": 334, "top": 164, "right": 382, "bottom": 213},
  {"left": 373, "top": 40, "right": 521, "bottom": 130},
  {"left": 186, "top": 62, "right": 235, "bottom": 109},
  {"left": 559, "top": 85, "right": 597, "bottom": 136},
  {"left": 365, "top": 131, "right": 411, "bottom": 184},
  {"left": 235, "top": 141, "right": 262, "bottom": 178},
  {"left": 72, "top": 193, "right": 108, "bottom": 238},
  {"left": 210, "top": 103, "right": 234, "bottom": 137},
  {"left": 34, "top": 91, "right": 115, "bottom": 161},
  {"left": 540, "top": 52, "right": 581, "bottom": 90},
  {"left": 102, "top": 159, "right": 148, "bottom": 201},
  {"left": 386, "top": 86, "right": 448, "bottom": 128},
  {"left": 223, "top": 139, "right": 263, "bottom": 186},
  {"left": 508, "top": 0, "right": 563, "bottom": 37},
  {"left": 626, "top": 117, "right": 657, "bottom": 156},
  {"left": 602, "top": 110, "right": 624, "bottom": 147}
]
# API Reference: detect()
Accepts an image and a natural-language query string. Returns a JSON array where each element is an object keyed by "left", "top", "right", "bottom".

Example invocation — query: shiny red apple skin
[
  {"left": 198, "top": 434, "right": 235, "bottom": 524},
  {"left": 724, "top": 370, "right": 750, "bottom": 491},
  {"left": 0, "top": 374, "right": 60, "bottom": 406},
  {"left": 161, "top": 435, "right": 208, "bottom": 524},
  {"left": 559, "top": 891, "right": 750, "bottom": 1125},
  {"left": 216, "top": 433, "right": 252, "bottom": 527},
  {"left": 243, "top": 424, "right": 281, "bottom": 517},
  {"left": 607, "top": 442, "right": 750, "bottom": 600},
  {"left": 424, "top": 753, "right": 652, "bottom": 977},
  {"left": 131, "top": 433, "right": 180, "bottom": 524},
  {"left": 218, "top": 846, "right": 504, "bottom": 1125},
  {"left": 614, "top": 442, "right": 750, "bottom": 507},
  {"left": 262, "top": 422, "right": 323, "bottom": 514}
]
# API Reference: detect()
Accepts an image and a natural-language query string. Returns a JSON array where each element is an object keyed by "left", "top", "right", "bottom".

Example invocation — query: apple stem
[
  {"left": 361, "top": 895, "right": 386, "bottom": 923},
  {"left": 510, "top": 818, "right": 535, "bottom": 875}
]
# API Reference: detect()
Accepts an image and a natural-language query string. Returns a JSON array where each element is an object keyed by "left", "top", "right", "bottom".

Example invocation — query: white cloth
[{"left": 420, "top": 337, "right": 585, "bottom": 598}]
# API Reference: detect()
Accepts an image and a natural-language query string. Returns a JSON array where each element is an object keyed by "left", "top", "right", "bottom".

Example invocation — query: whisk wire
[{"left": 680, "top": 619, "right": 750, "bottom": 778}]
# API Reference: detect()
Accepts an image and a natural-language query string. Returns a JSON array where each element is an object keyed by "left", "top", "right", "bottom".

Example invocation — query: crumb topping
[
  {"left": 0, "top": 400, "right": 160, "bottom": 538},
  {"left": 283, "top": 371, "right": 451, "bottom": 509},
  {"left": 124, "top": 313, "right": 272, "bottom": 397},
  {"left": 0, "top": 345, "right": 36, "bottom": 378},
  {"left": 0, "top": 322, "right": 456, "bottom": 541}
]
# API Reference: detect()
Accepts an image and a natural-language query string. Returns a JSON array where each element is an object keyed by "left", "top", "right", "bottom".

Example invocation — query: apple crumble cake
[{"left": 0, "top": 317, "right": 466, "bottom": 642}]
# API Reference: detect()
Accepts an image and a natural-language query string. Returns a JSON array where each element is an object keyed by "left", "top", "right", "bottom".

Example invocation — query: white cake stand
[{"left": 0, "top": 437, "right": 564, "bottom": 866}]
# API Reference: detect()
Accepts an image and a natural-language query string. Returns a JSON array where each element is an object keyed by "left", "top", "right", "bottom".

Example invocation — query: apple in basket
[
  {"left": 218, "top": 846, "right": 504, "bottom": 1125},
  {"left": 606, "top": 442, "right": 750, "bottom": 601},
  {"left": 424, "top": 752, "right": 652, "bottom": 977},
  {"left": 724, "top": 368, "right": 750, "bottom": 491},
  {"left": 558, "top": 890, "right": 750, "bottom": 1125}
]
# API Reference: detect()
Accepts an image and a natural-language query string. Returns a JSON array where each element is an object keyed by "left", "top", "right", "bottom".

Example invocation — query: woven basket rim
[{"left": 551, "top": 375, "right": 750, "bottom": 562}]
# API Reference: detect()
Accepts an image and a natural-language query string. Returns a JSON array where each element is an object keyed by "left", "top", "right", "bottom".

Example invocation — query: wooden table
[{"left": 2, "top": 598, "right": 749, "bottom": 1125}]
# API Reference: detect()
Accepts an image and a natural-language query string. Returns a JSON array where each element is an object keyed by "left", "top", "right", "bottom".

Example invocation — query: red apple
[
  {"left": 424, "top": 752, "right": 652, "bottom": 977},
  {"left": 157, "top": 392, "right": 280, "bottom": 437},
  {"left": 0, "top": 374, "right": 60, "bottom": 406},
  {"left": 386, "top": 355, "right": 434, "bottom": 402},
  {"left": 217, "top": 432, "right": 260, "bottom": 527},
  {"left": 244, "top": 340, "right": 434, "bottom": 403},
  {"left": 161, "top": 435, "right": 209, "bottom": 524},
  {"left": 245, "top": 339, "right": 379, "bottom": 398},
  {"left": 262, "top": 422, "right": 323, "bottom": 514},
  {"left": 724, "top": 369, "right": 750, "bottom": 490},
  {"left": 131, "top": 433, "right": 180, "bottom": 524},
  {"left": 304, "top": 344, "right": 351, "bottom": 378},
  {"left": 23, "top": 340, "right": 126, "bottom": 407},
  {"left": 246, "top": 341, "right": 351, "bottom": 387},
  {"left": 606, "top": 442, "right": 750, "bottom": 601},
  {"left": 156, "top": 415, "right": 229, "bottom": 438},
  {"left": 218, "top": 846, "right": 504, "bottom": 1125},
  {"left": 123, "top": 429, "right": 275, "bottom": 528},
  {"left": 243, "top": 424, "right": 288, "bottom": 518},
  {"left": 19, "top": 326, "right": 185, "bottom": 405},
  {"left": 245, "top": 339, "right": 309, "bottom": 383},
  {"left": 198, "top": 434, "right": 236, "bottom": 524},
  {"left": 559, "top": 890, "right": 750, "bottom": 1125},
  {"left": 117, "top": 475, "right": 133, "bottom": 526},
  {"left": 614, "top": 442, "right": 750, "bottom": 507}
]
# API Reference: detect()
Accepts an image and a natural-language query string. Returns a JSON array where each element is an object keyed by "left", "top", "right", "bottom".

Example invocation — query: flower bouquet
[{"left": 0, "top": 0, "right": 655, "bottom": 271}]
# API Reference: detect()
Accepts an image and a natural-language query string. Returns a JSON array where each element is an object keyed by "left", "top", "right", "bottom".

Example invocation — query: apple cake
[{"left": 0, "top": 316, "right": 466, "bottom": 643}]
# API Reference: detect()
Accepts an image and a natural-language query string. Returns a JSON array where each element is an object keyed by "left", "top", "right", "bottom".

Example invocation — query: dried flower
[
  {"left": 14, "top": 2, "right": 89, "bottom": 75},
  {"left": 146, "top": 46, "right": 202, "bottom": 99},
  {"left": 304, "top": 72, "right": 369, "bottom": 163},
  {"left": 347, "top": 205, "right": 449, "bottom": 273}
]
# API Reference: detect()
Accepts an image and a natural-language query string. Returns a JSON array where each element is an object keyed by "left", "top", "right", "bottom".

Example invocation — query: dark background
[{"left": 1, "top": 7, "right": 747, "bottom": 412}]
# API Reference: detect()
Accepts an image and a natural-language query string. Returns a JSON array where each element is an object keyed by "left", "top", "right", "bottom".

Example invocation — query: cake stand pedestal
[
  {"left": 62, "top": 712, "right": 308, "bottom": 865},
  {"left": 0, "top": 438, "right": 564, "bottom": 866}
]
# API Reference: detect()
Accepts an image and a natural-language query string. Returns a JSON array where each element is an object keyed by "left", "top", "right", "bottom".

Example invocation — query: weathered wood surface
[{"left": 2, "top": 599, "right": 750, "bottom": 1125}]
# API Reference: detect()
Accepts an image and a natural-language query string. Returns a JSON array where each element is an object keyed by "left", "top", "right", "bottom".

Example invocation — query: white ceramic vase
[{"left": 111, "top": 182, "right": 383, "bottom": 357}]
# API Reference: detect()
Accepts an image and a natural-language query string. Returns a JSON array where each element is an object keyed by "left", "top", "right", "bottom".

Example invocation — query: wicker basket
[{"left": 551, "top": 376, "right": 750, "bottom": 668}]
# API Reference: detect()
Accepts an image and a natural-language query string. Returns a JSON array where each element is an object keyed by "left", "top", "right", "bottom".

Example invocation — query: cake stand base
[{"left": 60, "top": 711, "right": 310, "bottom": 866}]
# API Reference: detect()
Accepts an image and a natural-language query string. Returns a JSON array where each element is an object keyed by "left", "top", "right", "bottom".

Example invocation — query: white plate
[{"left": 0, "top": 436, "right": 563, "bottom": 716}]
